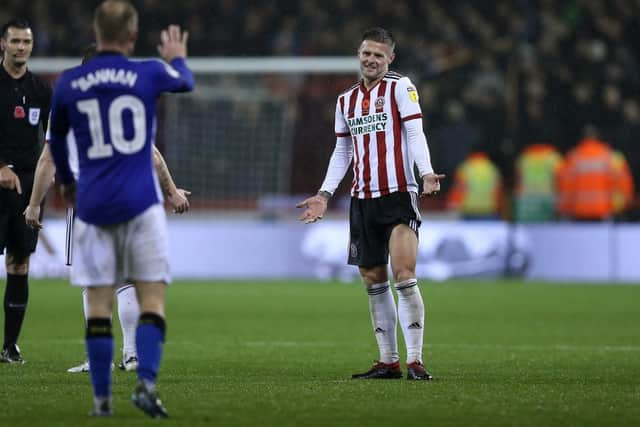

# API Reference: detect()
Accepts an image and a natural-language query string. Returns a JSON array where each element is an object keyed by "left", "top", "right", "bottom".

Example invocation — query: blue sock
[
  {"left": 86, "top": 318, "right": 113, "bottom": 398},
  {"left": 136, "top": 313, "right": 166, "bottom": 384}
]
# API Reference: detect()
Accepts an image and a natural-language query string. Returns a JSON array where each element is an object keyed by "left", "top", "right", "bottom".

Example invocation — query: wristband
[{"left": 317, "top": 190, "right": 332, "bottom": 200}]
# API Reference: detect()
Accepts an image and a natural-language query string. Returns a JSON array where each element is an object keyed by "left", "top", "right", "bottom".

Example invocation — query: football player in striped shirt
[{"left": 298, "top": 27, "right": 444, "bottom": 381}]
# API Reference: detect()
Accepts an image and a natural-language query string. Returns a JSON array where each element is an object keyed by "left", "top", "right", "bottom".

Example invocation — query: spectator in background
[
  {"left": 435, "top": 99, "right": 479, "bottom": 194},
  {"left": 513, "top": 142, "right": 564, "bottom": 222},
  {"left": 565, "top": 81, "right": 598, "bottom": 151},
  {"left": 557, "top": 127, "right": 634, "bottom": 221},
  {"left": 2, "top": 0, "right": 640, "bottom": 219},
  {"left": 447, "top": 149, "right": 503, "bottom": 220},
  {"left": 615, "top": 99, "right": 640, "bottom": 192},
  {"left": 597, "top": 83, "right": 623, "bottom": 143}
]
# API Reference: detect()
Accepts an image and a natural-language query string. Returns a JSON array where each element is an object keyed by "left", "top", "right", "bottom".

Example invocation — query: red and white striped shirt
[{"left": 333, "top": 72, "right": 425, "bottom": 199}]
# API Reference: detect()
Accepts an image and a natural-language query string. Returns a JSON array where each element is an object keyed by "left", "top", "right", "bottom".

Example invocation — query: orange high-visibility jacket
[{"left": 557, "top": 138, "right": 634, "bottom": 220}]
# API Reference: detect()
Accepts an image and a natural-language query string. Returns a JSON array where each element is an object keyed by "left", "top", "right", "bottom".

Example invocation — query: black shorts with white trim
[{"left": 348, "top": 191, "right": 421, "bottom": 268}]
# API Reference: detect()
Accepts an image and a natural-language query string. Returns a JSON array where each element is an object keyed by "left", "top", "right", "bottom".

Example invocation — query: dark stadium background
[{"left": 3, "top": 0, "right": 640, "bottom": 217}]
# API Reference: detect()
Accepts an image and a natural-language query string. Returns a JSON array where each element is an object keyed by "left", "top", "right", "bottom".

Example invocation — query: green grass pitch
[{"left": 0, "top": 279, "right": 639, "bottom": 426}]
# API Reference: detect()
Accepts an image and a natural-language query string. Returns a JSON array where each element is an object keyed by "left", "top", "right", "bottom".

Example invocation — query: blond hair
[{"left": 94, "top": 0, "right": 138, "bottom": 44}]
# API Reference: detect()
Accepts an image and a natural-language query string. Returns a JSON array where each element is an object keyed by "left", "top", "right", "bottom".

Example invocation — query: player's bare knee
[
  {"left": 138, "top": 301, "right": 165, "bottom": 317},
  {"left": 86, "top": 287, "right": 115, "bottom": 317},
  {"left": 359, "top": 266, "right": 388, "bottom": 287},
  {"left": 393, "top": 269, "right": 416, "bottom": 284},
  {"left": 86, "top": 296, "right": 114, "bottom": 318},
  {"left": 6, "top": 254, "right": 30, "bottom": 275},
  {"left": 135, "top": 281, "right": 166, "bottom": 314},
  {"left": 137, "top": 292, "right": 165, "bottom": 316}
]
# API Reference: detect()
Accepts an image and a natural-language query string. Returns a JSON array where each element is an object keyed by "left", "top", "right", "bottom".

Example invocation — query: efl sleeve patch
[{"left": 407, "top": 87, "right": 419, "bottom": 103}]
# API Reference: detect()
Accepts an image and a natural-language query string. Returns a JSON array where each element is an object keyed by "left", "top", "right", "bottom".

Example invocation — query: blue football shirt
[{"left": 49, "top": 52, "right": 194, "bottom": 225}]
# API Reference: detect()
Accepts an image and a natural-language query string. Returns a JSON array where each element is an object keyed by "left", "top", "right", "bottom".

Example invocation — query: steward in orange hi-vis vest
[{"left": 557, "top": 138, "right": 634, "bottom": 220}]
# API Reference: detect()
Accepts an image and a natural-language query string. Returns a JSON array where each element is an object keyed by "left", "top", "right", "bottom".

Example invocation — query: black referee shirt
[{"left": 0, "top": 62, "right": 52, "bottom": 174}]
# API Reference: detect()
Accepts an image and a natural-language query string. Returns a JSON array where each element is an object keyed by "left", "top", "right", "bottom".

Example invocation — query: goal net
[{"left": 31, "top": 57, "right": 358, "bottom": 213}]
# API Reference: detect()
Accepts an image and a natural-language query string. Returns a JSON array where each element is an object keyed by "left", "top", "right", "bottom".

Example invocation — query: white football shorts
[{"left": 70, "top": 204, "right": 171, "bottom": 287}]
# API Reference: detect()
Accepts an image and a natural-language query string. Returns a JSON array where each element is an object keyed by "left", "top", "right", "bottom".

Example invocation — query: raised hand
[{"left": 157, "top": 25, "right": 189, "bottom": 62}]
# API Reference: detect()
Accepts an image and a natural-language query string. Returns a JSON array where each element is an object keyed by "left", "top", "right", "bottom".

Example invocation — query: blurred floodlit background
[{"left": 3, "top": 0, "right": 640, "bottom": 281}]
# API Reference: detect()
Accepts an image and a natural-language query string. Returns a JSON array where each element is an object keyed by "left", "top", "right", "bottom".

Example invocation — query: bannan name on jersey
[
  {"left": 347, "top": 112, "right": 388, "bottom": 136},
  {"left": 70, "top": 68, "right": 138, "bottom": 92}
]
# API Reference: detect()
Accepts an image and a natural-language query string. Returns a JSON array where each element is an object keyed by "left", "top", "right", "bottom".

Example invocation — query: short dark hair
[
  {"left": 361, "top": 27, "right": 395, "bottom": 51},
  {"left": 81, "top": 43, "right": 97, "bottom": 64},
  {"left": 94, "top": 0, "right": 138, "bottom": 44},
  {"left": 2, "top": 18, "right": 31, "bottom": 39}
]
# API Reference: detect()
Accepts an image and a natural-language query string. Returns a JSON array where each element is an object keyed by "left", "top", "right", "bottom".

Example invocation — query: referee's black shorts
[
  {"left": 348, "top": 191, "right": 421, "bottom": 268},
  {"left": 0, "top": 172, "right": 40, "bottom": 258}
]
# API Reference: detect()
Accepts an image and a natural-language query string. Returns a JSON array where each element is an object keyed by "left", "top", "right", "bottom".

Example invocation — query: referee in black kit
[{"left": 0, "top": 18, "right": 51, "bottom": 364}]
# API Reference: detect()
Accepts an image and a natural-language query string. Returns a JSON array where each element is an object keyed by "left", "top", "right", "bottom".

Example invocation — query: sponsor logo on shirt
[{"left": 347, "top": 112, "right": 388, "bottom": 136}]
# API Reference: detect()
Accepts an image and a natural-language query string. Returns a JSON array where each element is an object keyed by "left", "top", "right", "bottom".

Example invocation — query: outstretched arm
[
  {"left": 24, "top": 144, "right": 57, "bottom": 229},
  {"left": 405, "top": 118, "right": 445, "bottom": 196},
  {"left": 157, "top": 25, "right": 194, "bottom": 92},
  {"left": 297, "top": 136, "right": 352, "bottom": 223},
  {"left": 152, "top": 145, "right": 190, "bottom": 214}
]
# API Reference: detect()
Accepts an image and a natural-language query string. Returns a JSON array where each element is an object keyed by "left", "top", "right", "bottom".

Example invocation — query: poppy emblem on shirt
[
  {"left": 362, "top": 99, "right": 370, "bottom": 110},
  {"left": 13, "top": 106, "right": 25, "bottom": 119},
  {"left": 375, "top": 97, "right": 385, "bottom": 109}
]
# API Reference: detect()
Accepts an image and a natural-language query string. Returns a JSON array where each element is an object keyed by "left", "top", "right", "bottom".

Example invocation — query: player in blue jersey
[
  {"left": 25, "top": 43, "right": 189, "bottom": 375},
  {"left": 48, "top": 0, "right": 194, "bottom": 418}
]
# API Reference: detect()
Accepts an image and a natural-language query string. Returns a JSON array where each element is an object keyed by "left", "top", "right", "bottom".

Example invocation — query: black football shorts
[
  {"left": 0, "top": 173, "right": 39, "bottom": 257},
  {"left": 348, "top": 191, "right": 421, "bottom": 268}
]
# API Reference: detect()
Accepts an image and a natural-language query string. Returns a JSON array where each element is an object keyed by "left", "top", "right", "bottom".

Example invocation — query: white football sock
[
  {"left": 395, "top": 278, "right": 424, "bottom": 364},
  {"left": 82, "top": 287, "right": 89, "bottom": 324},
  {"left": 116, "top": 284, "right": 139, "bottom": 357},
  {"left": 367, "top": 281, "right": 399, "bottom": 364}
]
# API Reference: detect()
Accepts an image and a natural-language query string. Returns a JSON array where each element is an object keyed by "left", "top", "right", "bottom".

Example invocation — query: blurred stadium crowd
[{"left": 2, "top": 0, "right": 640, "bottom": 219}]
